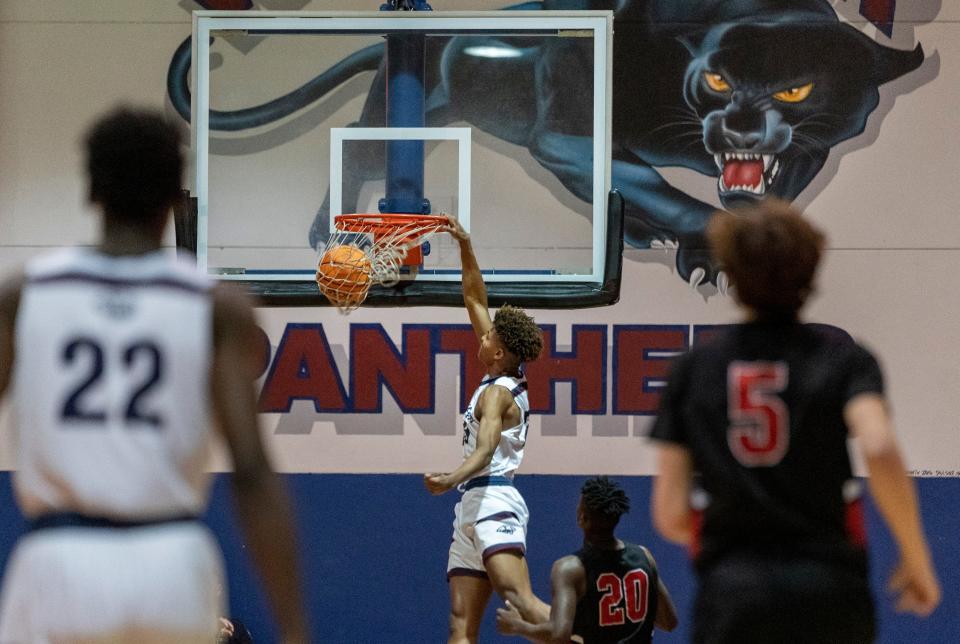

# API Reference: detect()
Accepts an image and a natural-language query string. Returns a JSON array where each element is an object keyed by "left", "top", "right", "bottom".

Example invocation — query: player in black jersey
[
  {"left": 650, "top": 200, "right": 940, "bottom": 644},
  {"left": 496, "top": 476, "right": 677, "bottom": 643}
]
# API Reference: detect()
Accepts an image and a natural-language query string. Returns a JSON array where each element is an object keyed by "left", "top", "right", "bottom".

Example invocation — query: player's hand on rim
[
  {"left": 424, "top": 472, "right": 454, "bottom": 495},
  {"left": 440, "top": 213, "right": 470, "bottom": 243}
]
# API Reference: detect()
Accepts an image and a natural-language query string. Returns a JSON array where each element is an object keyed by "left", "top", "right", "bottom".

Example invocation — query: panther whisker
[
  {"left": 791, "top": 132, "right": 829, "bottom": 148},
  {"left": 660, "top": 105, "right": 702, "bottom": 118},
  {"left": 787, "top": 140, "right": 826, "bottom": 162},
  {"left": 666, "top": 132, "right": 708, "bottom": 146},
  {"left": 643, "top": 121, "right": 703, "bottom": 136},
  {"left": 793, "top": 120, "right": 841, "bottom": 134},
  {"left": 793, "top": 113, "right": 845, "bottom": 126}
]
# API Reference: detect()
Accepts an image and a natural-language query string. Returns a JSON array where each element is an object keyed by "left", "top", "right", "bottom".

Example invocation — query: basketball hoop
[{"left": 317, "top": 213, "right": 448, "bottom": 312}]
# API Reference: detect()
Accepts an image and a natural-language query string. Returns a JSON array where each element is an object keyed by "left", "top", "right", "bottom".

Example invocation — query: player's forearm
[
  {"left": 865, "top": 447, "right": 932, "bottom": 561},
  {"left": 459, "top": 238, "right": 488, "bottom": 309},
  {"left": 654, "top": 580, "right": 679, "bottom": 631},
  {"left": 445, "top": 446, "right": 495, "bottom": 486},
  {"left": 652, "top": 444, "right": 694, "bottom": 545},
  {"left": 655, "top": 513, "right": 692, "bottom": 545},
  {"left": 232, "top": 470, "right": 309, "bottom": 641}
]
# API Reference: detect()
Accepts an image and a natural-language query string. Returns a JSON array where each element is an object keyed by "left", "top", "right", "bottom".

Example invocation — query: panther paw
[{"left": 676, "top": 242, "right": 728, "bottom": 293}]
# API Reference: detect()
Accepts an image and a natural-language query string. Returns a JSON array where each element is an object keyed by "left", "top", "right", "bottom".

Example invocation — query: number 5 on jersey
[
  {"left": 597, "top": 569, "right": 650, "bottom": 626},
  {"left": 727, "top": 361, "right": 789, "bottom": 466}
]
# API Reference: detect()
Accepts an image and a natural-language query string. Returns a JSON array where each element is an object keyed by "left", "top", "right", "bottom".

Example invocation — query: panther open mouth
[{"left": 713, "top": 152, "right": 781, "bottom": 196}]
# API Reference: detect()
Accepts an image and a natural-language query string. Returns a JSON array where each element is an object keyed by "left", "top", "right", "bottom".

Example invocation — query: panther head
[{"left": 681, "top": 19, "right": 923, "bottom": 209}]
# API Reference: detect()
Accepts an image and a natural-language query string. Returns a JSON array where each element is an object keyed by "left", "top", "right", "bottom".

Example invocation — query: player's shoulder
[
  {"left": 210, "top": 282, "right": 257, "bottom": 322},
  {"left": 481, "top": 377, "right": 523, "bottom": 401},
  {"left": 554, "top": 554, "right": 586, "bottom": 578},
  {"left": 0, "top": 269, "right": 26, "bottom": 322},
  {"left": 161, "top": 252, "right": 216, "bottom": 290},
  {"left": 632, "top": 543, "right": 658, "bottom": 567},
  {"left": 210, "top": 282, "right": 260, "bottom": 346},
  {"left": 24, "top": 247, "right": 213, "bottom": 293},
  {"left": 798, "top": 324, "right": 878, "bottom": 366}
]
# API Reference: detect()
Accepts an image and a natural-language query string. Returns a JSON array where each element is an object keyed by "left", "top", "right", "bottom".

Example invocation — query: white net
[{"left": 317, "top": 214, "right": 447, "bottom": 312}]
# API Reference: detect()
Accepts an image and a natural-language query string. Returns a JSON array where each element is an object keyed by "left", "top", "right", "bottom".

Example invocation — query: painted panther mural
[{"left": 169, "top": 0, "right": 926, "bottom": 287}]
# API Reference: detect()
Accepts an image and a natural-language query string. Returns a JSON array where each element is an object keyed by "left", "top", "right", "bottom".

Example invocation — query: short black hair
[
  {"left": 84, "top": 106, "right": 184, "bottom": 220},
  {"left": 581, "top": 476, "right": 630, "bottom": 524},
  {"left": 493, "top": 305, "right": 543, "bottom": 363}
]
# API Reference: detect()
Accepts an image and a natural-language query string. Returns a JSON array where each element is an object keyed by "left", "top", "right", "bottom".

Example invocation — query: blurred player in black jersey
[
  {"left": 496, "top": 476, "right": 677, "bottom": 643},
  {"left": 650, "top": 200, "right": 940, "bottom": 644}
]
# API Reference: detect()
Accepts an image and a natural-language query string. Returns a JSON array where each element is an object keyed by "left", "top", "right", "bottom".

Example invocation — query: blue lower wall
[{"left": 0, "top": 474, "right": 956, "bottom": 643}]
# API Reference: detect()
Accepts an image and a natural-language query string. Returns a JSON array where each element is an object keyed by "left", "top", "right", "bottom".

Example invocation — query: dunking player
[
  {"left": 651, "top": 201, "right": 941, "bottom": 643},
  {"left": 496, "top": 476, "right": 678, "bottom": 643},
  {"left": 0, "top": 107, "right": 307, "bottom": 643},
  {"left": 424, "top": 217, "right": 549, "bottom": 644}
]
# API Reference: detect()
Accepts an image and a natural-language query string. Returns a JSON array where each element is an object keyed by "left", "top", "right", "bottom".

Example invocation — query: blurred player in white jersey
[
  {"left": 424, "top": 217, "right": 549, "bottom": 644},
  {"left": 0, "top": 107, "right": 308, "bottom": 643}
]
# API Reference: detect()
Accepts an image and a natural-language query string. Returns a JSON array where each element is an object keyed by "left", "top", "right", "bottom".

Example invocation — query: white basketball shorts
[
  {"left": 0, "top": 521, "right": 225, "bottom": 644},
  {"left": 447, "top": 481, "right": 530, "bottom": 579}
]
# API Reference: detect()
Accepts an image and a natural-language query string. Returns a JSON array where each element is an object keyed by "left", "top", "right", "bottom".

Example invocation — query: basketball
[{"left": 316, "top": 244, "right": 372, "bottom": 307}]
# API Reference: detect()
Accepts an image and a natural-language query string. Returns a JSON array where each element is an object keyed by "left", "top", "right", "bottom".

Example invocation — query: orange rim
[{"left": 334, "top": 213, "right": 448, "bottom": 235}]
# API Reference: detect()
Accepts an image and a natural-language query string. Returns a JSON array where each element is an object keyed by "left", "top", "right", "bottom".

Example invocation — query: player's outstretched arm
[
  {"left": 496, "top": 555, "right": 583, "bottom": 643},
  {"left": 442, "top": 215, "right": 492, "bottom": 340},
  {"left": 210, "top": 284, "right": 309, "bottom": 644},
  {"left": 0, "top": 272, "right": 24, "bottom": 401},
  {"left": 424, "top": 385, "right": 511, "bottom": 494},
  {"left": 845, "top": 393, "right": 941, "bottom": 617},
  {"left": 651, "top": 443, "right": 694, "bottom": 545},
  {"left": 640, "top": 547, "right": 679, "bottom": 632}
]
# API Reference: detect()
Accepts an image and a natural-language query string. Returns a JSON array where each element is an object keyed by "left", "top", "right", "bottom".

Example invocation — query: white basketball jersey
[
  {"left": 11, "top": 248, "right": 215, "bottom": 520},
  {"left": 461, "top": 373, "right": 530, "bottom": 479}
]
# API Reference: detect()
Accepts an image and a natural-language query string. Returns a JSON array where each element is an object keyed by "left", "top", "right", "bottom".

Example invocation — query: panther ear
[
  {"left": 677, "top": 30, "right": 709, "bottom": 57},
  {"left": 834, "top": 24, "right": 925, "bottom": 84},
  {"left": 873, "top": 42, "right": 924, "bottom": 84}
]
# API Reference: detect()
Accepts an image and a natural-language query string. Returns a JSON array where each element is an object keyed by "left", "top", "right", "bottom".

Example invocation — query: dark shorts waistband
[
  {"left": 28, "top": 512, "right": 199, "bottom": 533},
  {"left": 463, "top": 475, "right": 513, "bottom": 491}
]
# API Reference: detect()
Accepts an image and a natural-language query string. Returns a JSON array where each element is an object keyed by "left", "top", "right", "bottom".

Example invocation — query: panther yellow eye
[
  {"left": 703, "top": 72, "right": 731, "bottom": 92},
  {"left": 773, "top": 83, "right": 814, "bottom": 103}
]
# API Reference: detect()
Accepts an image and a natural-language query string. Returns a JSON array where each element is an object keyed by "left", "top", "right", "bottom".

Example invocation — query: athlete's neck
[
  {"left": 98, "top": 213, "right": 167, "bottom": 257},
  {"left": 488, "top": 360, "right": 522, "bottom": 379},
  {"left": 742, "top": 307, "right": 800, "bottom": 324},
  {"left": 584, "top": 533, "right": 623, "bottom": 551}
]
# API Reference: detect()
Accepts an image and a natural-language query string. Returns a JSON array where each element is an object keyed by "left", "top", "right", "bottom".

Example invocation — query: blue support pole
[{"left": 379, "top": 1, "right": 432, "bottom": 216}]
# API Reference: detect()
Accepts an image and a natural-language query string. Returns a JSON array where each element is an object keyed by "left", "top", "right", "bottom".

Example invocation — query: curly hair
[
  {"left": 85, "top": 106, "right": 184, "bottom": 220},
  {"left": 493, "top": 305, "right": 543, "bottom": 363},
  {"left": 708, "top": 199, "right": 825, "bottom": 319},
  {"left": 581, "top": 476, "right": 630, "bottom": 521}
]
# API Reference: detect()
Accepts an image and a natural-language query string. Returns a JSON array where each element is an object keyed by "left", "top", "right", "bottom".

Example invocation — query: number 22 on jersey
[
  {"left": 727, "top": 361, "right": 789, "bottom": 466},
  {"left": 60, "top": 336, "right": 165, "bottom": 428}
]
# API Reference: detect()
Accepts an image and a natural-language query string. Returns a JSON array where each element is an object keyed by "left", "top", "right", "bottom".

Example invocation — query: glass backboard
[{"left": 185, "top": 10, "right": 619, "bottom": 306}]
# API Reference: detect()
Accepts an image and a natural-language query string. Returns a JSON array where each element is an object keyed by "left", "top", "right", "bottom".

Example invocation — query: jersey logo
[
  {"left": 727, "top": 361, "right": 790, "bottom": 466},
  {"left": 597, "top": 568, "right": 650, "bottom": 627},
  {"left": 496, "top": 524, "right": 516, "bottom": 535}
]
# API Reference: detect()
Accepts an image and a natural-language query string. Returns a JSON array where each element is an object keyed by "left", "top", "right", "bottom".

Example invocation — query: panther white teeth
[
  {"left": 722, "top": 152, "right": 765, "bottom": 162},
  {"left": 715, "top": 151, "right": 781, "bottom": 194}
]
